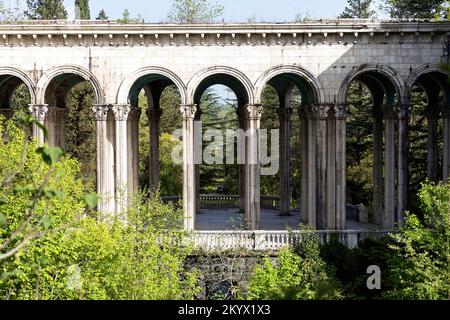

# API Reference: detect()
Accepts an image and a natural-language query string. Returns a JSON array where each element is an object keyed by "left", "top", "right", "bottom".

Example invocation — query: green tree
[
  {"left": 383, "top": 0, "right": 449, "bottom": 20},
  {"left": 339, "top": 0, "right": 375, "bottom": 18},
  {"left": 167, "top": 0, "right": 224, "bottom": 23},
  {"left": 96, "top": 8, "right": 108, "bottom": 20},
  {"left": 0, "top": 0, "right": 23, "bottom": 21},
  {"left": 25, "top": 0, "right": 68, "bottom": 20},
  {"left": 75, "top": 0, "right": 90, "bottom": 20}
]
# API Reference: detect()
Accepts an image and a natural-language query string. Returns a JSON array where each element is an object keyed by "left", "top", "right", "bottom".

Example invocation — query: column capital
[
  {"left": 128, "top": 107, "right": 141, "bottom": 122},
  {"left": 333, "top": 104, "right": 347, "bottom": 120},
  {"left": 111, "top": 104, "right": 131, "bottom": 121},
  {"left": 28, "top": 104, "right": 48, "bottom": 121},
  {"left": 147, "top": 107, "right": 163, "bottom": 120},
  {"left": 180, "top": 104, "right": 197, "bottom": 120},
  {"left": 311, "top": 104, "right": 331, "bottom": 120},
  {"left": 278, "top": 107, "right": 292, "bottom": 119},
  {"left": 395, "top": 103, "right": 410, "bottom": 120},
  {"left": 246, "top": 104, "right": 263, "bottom": 120},
  {"left": 382, "top": 105, "right": 396, "bottom": 119},
  {"left": 92, "top": 104, "right": 109, "bottom": 121}
]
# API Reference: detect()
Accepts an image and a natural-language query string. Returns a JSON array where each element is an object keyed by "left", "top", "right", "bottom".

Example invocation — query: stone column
[
  {"left": 372, "top": 105, "right": 384, "bottom": 225},
  {"left": 245, "top": 104, "right": 263, "bottom": 230},
  {"left": 92, "top": 105, "right": 114, "bottom": 214},
  {"left": 443, "top": 107, "right": 450, "bottom": 182},
  {"left": 279, "top": 107, "right": 292, "bottom": 216},
  {"left": 112, "top": 104, "right": 131, "bottom": 214},
  {"left": 238, "top": 108, "right": 247, "bottom": 214},
  {"left": 194, "top": 109, "right": 202, "bottom": 214},
  {"left": 334, "top": 104, "right": 347, "bottom": 230},
  {"left": 383, "top": 106, "right": 396, "bottom": 230},
  {"left": 312, "top": 104, "right": 330, "bottom": 230},
  {"left": 148, "top": 107, "right": 162, "bottom": 194},
  {"left": 128, "top": 107, "right": 141, "bottom": 196},
  {"left": 397, "top": 103, "right": 409, "bottom": 227},
  {"left": 305, "top": 106, "right": 317, "bottom": 228},
  {"left": 299, "top": 107, "right": 309, "bottom": 224},
  {"left": 180, "top": 104, "right": 197, "bottom": 231},
  {"left": 55, "top": 108, "right": 66, "bottom": 149},
  {"left": 28, "top": 104, "right": 48, "bottom": 145},
  {"left": 427, "top": 104, "right": 439, "bottom": 182}
]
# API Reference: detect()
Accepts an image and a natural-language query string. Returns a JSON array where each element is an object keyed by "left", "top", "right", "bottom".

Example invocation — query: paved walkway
[{"left": 195, "top": 209, "right": 379, "bottom": 231}]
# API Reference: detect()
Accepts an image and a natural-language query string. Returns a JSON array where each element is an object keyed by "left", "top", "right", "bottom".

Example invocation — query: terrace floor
[{"left": 195, "top": 208, "right": 380, "bottom": 231}]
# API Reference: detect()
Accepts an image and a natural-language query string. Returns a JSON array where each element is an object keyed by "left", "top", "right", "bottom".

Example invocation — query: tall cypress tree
[
  {"left": 25, "top": 0, "right": 68, "bottom": 20},
  {"left": 75, "top": 0, "right": 90, "bottom": 20},
  {"left": 339, "top": 0, "right": 375, "bottom": 18}
]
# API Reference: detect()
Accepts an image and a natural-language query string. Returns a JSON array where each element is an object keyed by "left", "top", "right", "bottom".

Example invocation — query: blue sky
[{"left": 52, "top": 0, "right": 385, "bottom": 22}]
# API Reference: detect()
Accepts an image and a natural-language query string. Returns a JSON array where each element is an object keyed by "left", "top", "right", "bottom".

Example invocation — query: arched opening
[
  {"left": 344, "top": 70, "right": 399, "bottom": 228},
  {"left": 127, "top": 74, "right": 183, "bottom": 198},
  {"left": 192, "top": 73, "right": 248, "bottom": 230},
  {"left": 408, "top": 71, "right": 450, "bottom": 215},
  {"left": 0, "top": 74, "right": 32, "bottom": 128},
  {"left": 43, "top": 73, "right": 97, "bottom": 191},
  {"left": 258, "top": 71, "right": 318, "bottom": 229}
]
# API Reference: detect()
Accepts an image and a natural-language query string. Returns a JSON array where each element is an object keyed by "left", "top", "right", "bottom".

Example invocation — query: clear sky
[{"left": 56, "top": 0, "right": 385, "bottom": 22}]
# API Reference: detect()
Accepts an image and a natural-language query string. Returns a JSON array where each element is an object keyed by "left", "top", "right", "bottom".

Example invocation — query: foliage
[
  {"left": 383, "top": 182, "right": 450, "bottom": 299},
  {"left": 245, "top": 230, "right": 343, "bottom": 300},
  {"left": 96, "top": 9, "right": 108, "bottom": 20},
  {"left": 25, "top": 0, "right": 68, "bottom": 20},
  {"left": 75, "top": 0, "right": 90, "bottom": 20},
  {"left": 383, "top": 0, "right": 450, "bottom": 20},
  {"left": 0, "top": 0, "right": 23, "bottom": 21},
  {"left": 116, "top": 9, "right": 143, "bottom": 23},
  {"left": 167, "top": 0, "right": 224, "bottom": 23},
  {"left": 339, "top": 0, "right": 376, "bottom": 18}
]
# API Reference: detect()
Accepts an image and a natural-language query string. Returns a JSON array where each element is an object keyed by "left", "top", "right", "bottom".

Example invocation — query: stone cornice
[{"left": 0, "top": 21, "right": 448, "bottom": 47}]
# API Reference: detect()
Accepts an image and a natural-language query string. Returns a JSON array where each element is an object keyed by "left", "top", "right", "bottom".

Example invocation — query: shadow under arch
[
  {"left": 36, "top": 65, "right": 104, "bottom": 105},
  {"left": 0, "top": 67, "right": 37, "bottom": 105},
  {"left": 187, "top": 66, "right": 254, "bottom": 105},
  {"left": 406, "top": 64, "right": 450, "bottom": 104},
  {"left": 338, "top": 64, "right": 406, "bottom": 105},
  {"left": 254, "top": 64, "right": 325, "bottom": 105},
  {"left": 116, "top": 66, "right": 187, "bottom": 105}
]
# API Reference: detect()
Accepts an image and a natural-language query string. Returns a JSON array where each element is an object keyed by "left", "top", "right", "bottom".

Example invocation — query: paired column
[
  {"left": 128, "top": 107, "right": 141, "bottom": 196},
  {"left": 180, "top": 104, "right": 197, "bottom": 231},
  {"left": 244, "top": 104, "right": 263, "bottom": 230},
  {"left": 45, "top": 107, "right": 66, "bottom": 148},
  {"left": 426, "top": 103, "right": 439, "bottom": 182},
  {"left": 397, "top": 103, "right": 409, "bottom": 227},
  {"left": 299, "top": 107, "right": 309, "bottom": 224},
  {"left": 92, "top": 105, "right": 115, "bottom": 214},
  {"left": 148, "top": 107, "right": 162, "bottom": 194},
  {"left": 383, "top": 106, "right": 396, "bottom": 229},
  {"left": 311, "top": 105, "right": 330, "bottom": 229},
  {"left": 305, "top": 106, "right": 317, "bottom": 227},
  {"left": 334, "top": 105, "right": 347, "bottom": 230},
  {"left": 372, "top": 105, "right": 384, "bottom": 225},
  {"left": 279, "top": 107, "right": 292, "bottom": 216},
  {"left": 444, "top": 107, "right": 450, "bottom": 182},
  {"left": 238, "top": 108, "right": 247, "bottom": 214},
  {"left": 112, "top": 104, "right": 130, "bottom": 214},
  {"left": 28, "top": 104, "right": 48, "bottom": 145}
]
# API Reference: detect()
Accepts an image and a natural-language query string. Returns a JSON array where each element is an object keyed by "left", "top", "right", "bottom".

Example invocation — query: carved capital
[
  {"left": 246, "top": 104, "right": 263, "bottom": 120},
  {"left": 396, "top": 103, "right": 410, "bottom": 120},
  {"left": 333, "top": 104, "right": 347, "bottom": 120},
  {"left": 382, "top": 105, "right": 396, "bottom": 119},
  {"left": 127, "top": 107, "right": 141, "bottom": 122},
  {"left": 111, "top": 104, "right": 131, "bottom": 121},
  {"left": 278, "top": 107, "right": 292, "bottom": 120},
  {"left": 147, "top": 107, "right": 163, "bottom": 120},
  {"left": 311, "top": 104, "right": 331, "bottom": 120},
  {"left": 28, "top": 104, "right": 48, "bottom": 122},
  {"left": 92, "top": 104, "right": 109, "bottom": 121},
  {"left": 180, "top": 104, "right": 197, "bottom": 120}
]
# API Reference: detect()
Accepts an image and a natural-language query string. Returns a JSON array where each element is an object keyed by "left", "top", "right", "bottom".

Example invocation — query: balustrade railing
[{"left": 192, "top": 230, "right": 391, "bottom": 251}]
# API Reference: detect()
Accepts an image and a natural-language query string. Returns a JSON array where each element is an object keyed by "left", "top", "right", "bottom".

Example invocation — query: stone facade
[{"left": 0, "top": 20, "right": 449, "bottom": 231}]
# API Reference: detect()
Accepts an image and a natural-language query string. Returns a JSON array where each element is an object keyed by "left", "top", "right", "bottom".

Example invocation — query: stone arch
[
  {"left": 338, "top": 64, "right": 406, "bottom": 104},
  {"left": 187, "top": 66, "right": 255, "bottom": 105},
  {"left": 36, "top": 65, "right": 104, "bottom": 105},
  {"left": 406, "top": 64, "right": 450, "bottom": 104},
  {"left": 0, "top": 66, "right": 37, "bottom": 105},
  {"left": 116, "top": 66, "right": 187, "bottom": 105},
  {"left": 254, "top": 64, "right": 325, "bottom": 105}
]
